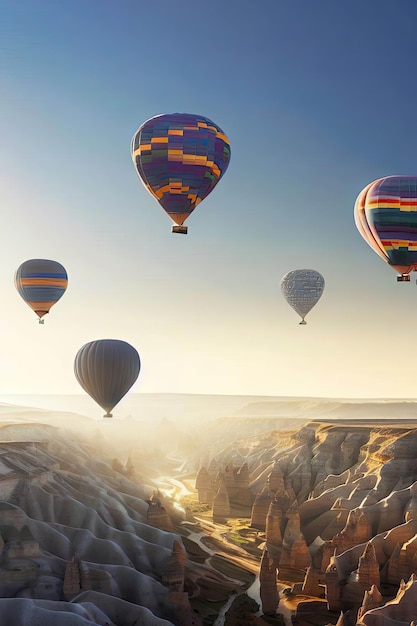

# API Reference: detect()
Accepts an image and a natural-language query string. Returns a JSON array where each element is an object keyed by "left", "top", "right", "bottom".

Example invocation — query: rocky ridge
[
  {"left": 213, "top": 421, "right": 417, "bottom": 625},
  {"left": 0, "top": 420, "right": 247, "bottom": 626}
]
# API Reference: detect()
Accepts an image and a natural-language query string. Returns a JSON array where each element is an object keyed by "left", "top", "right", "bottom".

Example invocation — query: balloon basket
[
  {"left": 299, "top": 320, "right": 307, "bottom": 325},
  {"left": 397, "top": 275, "right": 410, "bottom": 282},
  {"left": 172, "top": 225, "right": 188, "bottom": 234},
  {"left": 38, "top": 319, "right": 45, "bottom": 325}
]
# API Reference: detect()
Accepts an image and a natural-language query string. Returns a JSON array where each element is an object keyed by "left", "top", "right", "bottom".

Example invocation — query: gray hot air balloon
[
  {"left": 281, "top": 269, "right": 325, "bottom": 325},
  {"left": 74, "top": 339, "right": 140, "bottom": 418}
]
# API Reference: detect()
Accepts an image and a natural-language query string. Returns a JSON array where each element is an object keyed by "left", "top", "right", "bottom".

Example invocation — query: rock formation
[
  {"left": 195, "top": 467, "right": 213, "bottom": 504},
  {"left": 147, "top": 498, "right": 175, "bottom": 532},
  {"left": 0, "top": 424, "right": 193, "bottom": 626},
  {"left": 267, "top": 462, "right": 285, "bottom": 493},
  {"left": 357, "top": 584, "right": 383, "bottom": 621},
  {"left": 232, "top": 421, "right": 417, "bottom": 624},
  {"left": 8, "top": 402, "right": 417, "bottom": 625},
  {"left": 330, "top": 509, "right": 372, "bottom": 556},
  {"left": 358, "top": 574, "right": 417, "bottom": 625},
  {"left": 163, "top": 541, "right": 202, "bottom": 625},
  {"left": 343, "top": 542, "right": 380, "bottom": 609},
  {"left": 196, "top": 460, "right": 253, "bottom": 512},
  {"left": 212, "top": 480, "right": 230, "bottom": 523},
  {"left": 234, "top": 462, "right": 253, "bottom": 508},
  {"left": 259, "top": 548, "right": 279, "bottom": 615},
  {"left": 63, "top": 556, "right": 92, "bottom": 600},
  {"left": 250, "top": 487, "right": 274, "bottom": 530},
  {"left": 325, "top": 555, "right": 342, "bottom": 612},
  {"left": 302, "top": 540, "right": 332, "bottom": 597},
  {"left": 279, "top": 499, "right": 311, "bottom": 580}
]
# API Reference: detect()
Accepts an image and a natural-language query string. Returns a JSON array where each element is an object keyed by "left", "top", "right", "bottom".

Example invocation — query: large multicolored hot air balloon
[
  {"left": 15, "top": 259, "right": 68, "bottom": 324},
  {"left": 281, "top": 269, "right": 325, "bottom": 325},
  {"left": 131, "top": 112, "right": 231, "bottom": 234},
  {"left": 74, "top": 339, "right": 141, "bottom": 418},
  {"left": 354, "top": 176, "right": 417, "bottom": 281}
]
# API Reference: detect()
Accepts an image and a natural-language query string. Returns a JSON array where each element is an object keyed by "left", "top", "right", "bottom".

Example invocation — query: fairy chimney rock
[
  {"left": 268, "top": 462, "right": 285, "bottom": 493},
  {"left": 259, "top": 548, "right": 279, "bottom": 616},
  {"left": 325, "top": 557, "right": 341, "bottom": 612},
  {"left": 357, "top": 542, "right": 380, "bottom": 590},
  {"left": 163, "top": 541, "right": 186, "bottom": 591},
  {"left": 147, "top": 500, "right": 174, "bottom": 532},
  {"left": 357, "top": 584, "right": 383, "bottom": 620},
  {"left": 212, "top": 480, "right": 230, "bottom": 523},
  {"left": 208, "top": 458, "right": 219, "bottom": 478},
  {"left": 195, "top": 467, "right": 211, "bottom": 504},
  {"left": 251, "top": 488, "right": 274, "bottom": 531}
]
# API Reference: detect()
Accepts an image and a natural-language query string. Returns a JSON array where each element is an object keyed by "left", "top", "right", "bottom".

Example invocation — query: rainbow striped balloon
[
  {"left": 354, "top": 176, "right": 417, "bottom": 280},
  {"left": 15, "top": 259, "right": 68, "bottom": 323},
  {"left": 131, "top": 113, "right": 231, "bottom": 233}
]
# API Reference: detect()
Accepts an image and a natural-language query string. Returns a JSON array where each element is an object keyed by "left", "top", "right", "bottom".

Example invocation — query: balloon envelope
[
  {"left": 15, "top": 259, "right": 68, "bottom": 322},
  {"left": 131, "top": 112, "right": 231, "bottom": 229},
  {"left": 74, "top": 339, "right": 140, "bottom": 417},
  {"left": 354, "top": 176, "right": 417, "bottom": 276},
  {"left": 281, "top": 269, "right": 325, "bottom": 324},
  {"left": 353, "top": 179, "right": 388, "bottom": 263}
]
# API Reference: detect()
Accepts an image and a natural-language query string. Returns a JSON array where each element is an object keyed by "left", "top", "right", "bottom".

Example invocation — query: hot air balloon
[
  {"left": 74, "top": 339, "right": 140, "bottom": 418},
  {"left": 15, "top": 259, "right": 68, "bottom": 324},
  {"left": 281, "top": 269, "right": 325, "bottom": 325},
  {"left": 354, "top": 176, "right": 417, "bottom": 282},
  {"left": 131, "top": 112, "right": 231, "bottom": 234}
]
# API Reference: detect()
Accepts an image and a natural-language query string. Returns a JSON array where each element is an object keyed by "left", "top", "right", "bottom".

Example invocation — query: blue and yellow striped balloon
[{"left": 15, "top": 259, "right": 68, "bottom": 324}]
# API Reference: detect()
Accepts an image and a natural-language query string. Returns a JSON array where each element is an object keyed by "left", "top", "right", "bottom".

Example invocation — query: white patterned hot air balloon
[{"left": 281, "top": 269, "right": 325, "bottom": 325}]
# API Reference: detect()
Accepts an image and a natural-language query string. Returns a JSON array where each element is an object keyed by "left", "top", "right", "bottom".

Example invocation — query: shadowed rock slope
[{"left": 0, "top": 422, "right": 206, "bottom": 626}]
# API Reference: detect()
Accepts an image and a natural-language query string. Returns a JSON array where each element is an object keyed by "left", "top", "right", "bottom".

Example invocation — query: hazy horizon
[{"left": 1, "top": 391, "right": 417, "bottom": 422}]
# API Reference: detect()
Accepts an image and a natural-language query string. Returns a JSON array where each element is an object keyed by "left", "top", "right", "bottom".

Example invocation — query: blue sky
[{"left": 2, "top": 0, "right": 417, "bottom": 401}]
